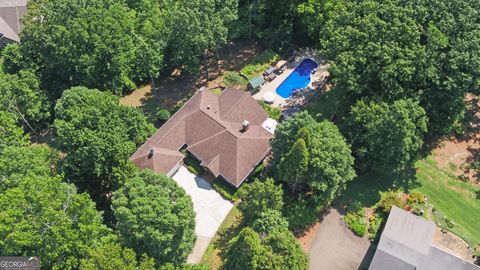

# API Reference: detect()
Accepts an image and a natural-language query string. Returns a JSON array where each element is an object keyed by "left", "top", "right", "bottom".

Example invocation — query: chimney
[
  {"left": 148, "top": 148, "right": 155, "bottom": 158},
  {"left": 242, "top": 120, "right": 250, "bottom": 132}
]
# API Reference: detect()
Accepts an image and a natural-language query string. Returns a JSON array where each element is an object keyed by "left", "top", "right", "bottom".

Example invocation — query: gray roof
[
  {"left": 0, "top": 0, "right": 27, "bottom": 43},
  {"left": 369, "top": 207, "right": 479, "bottom": 270}
]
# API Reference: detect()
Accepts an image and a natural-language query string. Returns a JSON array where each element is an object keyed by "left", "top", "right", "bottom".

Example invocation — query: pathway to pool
[{"left": 253, "top": 48, "right": 328, "bottom": 108}]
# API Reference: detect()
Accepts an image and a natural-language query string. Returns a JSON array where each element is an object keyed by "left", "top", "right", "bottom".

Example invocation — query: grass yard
[
  {"left": 240, "top": 49, "right": 280, "bottom": 79},
  {"left": 337, "top": 156, "right": 480, "bottom": 248},
  {"left": 200, "top": 206, "right": 243, "bottom": 269}
]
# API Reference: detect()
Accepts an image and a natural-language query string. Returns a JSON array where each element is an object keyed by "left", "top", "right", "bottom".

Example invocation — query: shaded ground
[
  {"left": 120, "top": 40, "right": 264, "bottom": 116},
  {"left": 432, "top": 94, "right": 480, "bottom": 184},
  {"left": 308, "top": 208, "right": 373, "bottom": 270}
]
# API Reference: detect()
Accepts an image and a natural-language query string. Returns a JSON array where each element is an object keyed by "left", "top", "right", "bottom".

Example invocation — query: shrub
[
  {"left": 368, "top": 214, "right": 383, "bottom": 240},
  {"left": 412, "top": 206, "right": 423, "bottom": 216},
  {"left": 344, "top": 211, "right": 367, "bottom": 237},
  {"left": 223, "top": 71, "right": 247, "bottom": 87},
  {"left": 258, "top": 101, "right": 281, "bottom": 121},
  {"left": 184, "top": 155, "right": 204, "bottom": 175},
  {"left": 156, "top": 109, "right": 171, "bottom": 121},
  {"left": 284, "top": 199, "right": 318, "bottom": 230},
  {"left": 406, "top": 192, "right": 425, "bottom": 204},
  {"left": 378, "top": 191, "right": 404, "bottom": 214},
  {"left": 240, "top": 49, "right": 280, "bottom": 78},
  {"left": 212, "top": 180, "right": 239, "bottom": 202},
  {"left": 445, "top": 218, "right": 455, "bottom": 228}
]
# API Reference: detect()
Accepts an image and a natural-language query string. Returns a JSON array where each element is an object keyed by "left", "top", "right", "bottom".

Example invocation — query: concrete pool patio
[
  {"left": 171, "top": 166, "right": 234, "bottom": 263},
  {"left": 252, "top": 48, "right": 328, "bottom": 107}
]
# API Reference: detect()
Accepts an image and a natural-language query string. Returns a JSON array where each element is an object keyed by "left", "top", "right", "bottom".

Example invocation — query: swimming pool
[{"left": 276, "top": 58, "right": 318, "bottom": 98}]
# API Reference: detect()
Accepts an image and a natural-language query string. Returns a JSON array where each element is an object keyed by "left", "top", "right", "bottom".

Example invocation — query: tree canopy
[
  {"left": 237, "top": 178, "right": 284, "bottom": 224},
  {"left": 319, "top": 0, "right": 480, "bottom": 135},
  {"left": 345, "top": 99, "right": 428, "bottom": 172},
  {"left": 271, "top": 112, "right": 356, "bottom": 208},
  {"left": 54, "top": 87, "right": 154, "bottom": 199},
  {"left": 80, "top": 241, "right": 156, "bottom": 270},
  {"left": 0, "top": 112, "right": 30, "bottom": 152},
  {"left": 0, "top": 175, "right": 110, "bottom": 270},
  {"left": 111, "top": 169, "right": 195, "bottom": 266}
]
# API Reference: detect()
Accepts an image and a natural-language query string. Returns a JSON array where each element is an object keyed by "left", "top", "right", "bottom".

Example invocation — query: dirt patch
[
  {"left": 297, "top": 222, "right": 321, "bottom": 252},
  {"left": 432, "top": 228, "right": 476, "bottom": 263},
  {"left": 431, "top": 94, "right": 480, "bottom": 184},
  {"left": 120, "top": 41, "right": 264, "bottom": 115}
]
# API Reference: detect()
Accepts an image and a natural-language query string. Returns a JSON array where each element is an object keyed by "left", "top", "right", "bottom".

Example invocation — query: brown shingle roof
[
  {"left": 0, "top": 0, "right": 27, "bottom": 43},
  {"left": 130, "top": 88, "right": 273, "bottom": 187}
]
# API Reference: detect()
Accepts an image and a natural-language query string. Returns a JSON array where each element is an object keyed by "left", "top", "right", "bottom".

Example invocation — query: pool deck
[{"left": 252, "top": 48, "right": 327, "bottom": 108}]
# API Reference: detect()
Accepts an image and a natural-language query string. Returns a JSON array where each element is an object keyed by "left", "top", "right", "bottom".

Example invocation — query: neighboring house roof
[
  {"left": 0, "top": 0, "right": 27, "bottom": 43},
  {"left": 130, "top": 88, "right": 273, "bottom": 187},
  {"left": 369, "top": 207, "right": 479, "bottom": 270}
]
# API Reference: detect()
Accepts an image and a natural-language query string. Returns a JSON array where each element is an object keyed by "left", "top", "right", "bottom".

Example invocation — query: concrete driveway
[
  {"left": 171, "top": 166, "right": 233, "bottom": 263},
  {"left": 308, "top": 209, "right": 374, "bottom": 270}
]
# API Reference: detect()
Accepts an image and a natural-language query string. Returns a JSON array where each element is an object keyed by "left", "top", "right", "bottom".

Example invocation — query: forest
[{"left": 1, "top": 0, "right": 480, "bottom": 269}]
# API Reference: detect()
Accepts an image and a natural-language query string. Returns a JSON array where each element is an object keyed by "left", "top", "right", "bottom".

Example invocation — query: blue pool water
[{"left": 276, "top": 58, "right": 318, "bottom": 98}]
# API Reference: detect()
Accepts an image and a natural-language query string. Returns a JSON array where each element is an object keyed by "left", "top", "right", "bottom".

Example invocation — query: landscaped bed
[{"left": 337, "top": 156, "right": 480, "bottom": 248}]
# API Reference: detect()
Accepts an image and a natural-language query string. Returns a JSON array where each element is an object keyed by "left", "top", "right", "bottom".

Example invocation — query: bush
[
  {"left": 344, "top": 211, "right": 367, "bottom": 237},
  {"left": 378, "top": 191, "right": 404, "bottom": 214},
  {"left": 184, "top": 155, "right": 204, "bottom": 175},
  {"left": 240, "top": 49, "right": 280, "bottom": 79},
  {"left": 223, "top": 71, "right": 247, "bottom": 87},
  {"left": 445, "top": 218, "right": 455, "bottom": 228},
  {"left": 212, "top": 180, "right": 239, "bottom": 202},
  {"left": 258, "top": 101, "right": 281, "bottom": 121},
  {"left": 412, "top": 206, "right": 423, "bottom": 216},
  {"left": 156, "top": 109, "right": 171, "bottom": 121},
  {"left": 406, "top": 192, "right": 425, "bottom": 204},
  {"left": 368, "top": 214, "right": 383, "bottom": 240},
  {"left": 284, "top": 199, "right": 318, "bottom": 230}
]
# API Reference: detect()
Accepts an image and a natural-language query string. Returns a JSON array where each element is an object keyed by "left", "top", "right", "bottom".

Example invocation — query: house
[
  {"left": 130, "top": 87, "right": 274, "bottom": 187},
  {"left": 369, "top": 206, "right": 479, "bottom": 270},
  {"left": 0, "top": 0, "right": 27, "bottom": 48}
]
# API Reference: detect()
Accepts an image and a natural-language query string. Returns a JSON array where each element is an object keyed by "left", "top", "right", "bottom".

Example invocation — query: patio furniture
[
  {"left": 275, "top": 60, "right": 287, "bottom": 73},
  {"left": 267, "top": 73, "right": 277, "bottom": 82},
  {"left": 262, "top": 91, "right": 275, "bottom": 104},
  {"left": 264, "top": 66, "right": 276, "bottom": 76}
]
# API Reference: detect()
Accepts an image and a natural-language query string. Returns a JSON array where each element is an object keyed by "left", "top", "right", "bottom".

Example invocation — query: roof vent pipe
[
  {"left": 148, "top": 148, "right": 155, "bottom": 158},
  {"left": 242, "top": 120, "right": 250, "bottom": 132}
]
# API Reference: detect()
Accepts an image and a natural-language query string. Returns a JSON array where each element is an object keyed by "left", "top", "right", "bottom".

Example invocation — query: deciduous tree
[{"left": 112, "top": 170, "right": 195, "bottom": 266}]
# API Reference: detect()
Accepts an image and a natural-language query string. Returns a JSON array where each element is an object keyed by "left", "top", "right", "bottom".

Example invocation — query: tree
[
  {"left": 222, "top": 227, "right": 271, "bottom": 270},
  {"left": 237, "top": 178, "right": 284, "bottom": 224},
  {"left": 20, "top": 0, "right": 164, "bottom": 96},
  {"left": 0, "top": 111, "right": 29, "bottom": 152},
  {"left": 160, "top": 0, "right": 238, "bottom": 71},
  {"left": 345, "top": 99, "right": 428, "bottom": 172},
  {"left": 251, "top": 209, "right": 289, "bottom": 235},
  {"left": 111, "top": 170, "right": 195, "bottom": 266},
  {"left": 278, "top": 138, "right": 309, "bottom": 194},
  {"left": 0, "top": 145, "right": 58, "bottom": 192},
  {"left": 54, "top": 87, "right": 154, "bottom": 199},
  {"left": 319, "top": 0, "right": 480, "bottom": 135},
  {"left": 265, "top": 229, "right": 309, "bottom": 270},
  {"left": 222, "top": 227, "right": 308, "bottom": 270},
  {"left": 271, "top": 112, "right": 356, "bottom": 208},
  {"left": 0, "top": 175, "right": 110, "bottom": 270},
  {"left": 0, "top": 70, "right": 50, "bottom": 133},
  {"left": 80, "top": 241, "right": 156, "bottom": 270}
]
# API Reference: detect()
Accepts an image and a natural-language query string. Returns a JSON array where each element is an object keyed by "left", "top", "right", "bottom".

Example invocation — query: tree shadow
[
  {"left": 337, "top": 167, "right": 419, "bottom": 209},
  {"left": 214, "top": 214, "right": 245, "bottom": 262}
]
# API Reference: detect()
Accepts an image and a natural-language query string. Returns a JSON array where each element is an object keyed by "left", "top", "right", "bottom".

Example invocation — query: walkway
[{"left": 171, "top": 166, "right": 234, "bottom": 263}]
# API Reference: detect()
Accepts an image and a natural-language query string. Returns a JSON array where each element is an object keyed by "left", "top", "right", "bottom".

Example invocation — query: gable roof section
[
  {"left": 369, "top": 207, "right": 479, "bottom": 270},
  {"left": 0, "top": 0, "right": 27, "bottom": 43},
  {"left": 130, "top": 88, "right": 273, "bottom": 187}
]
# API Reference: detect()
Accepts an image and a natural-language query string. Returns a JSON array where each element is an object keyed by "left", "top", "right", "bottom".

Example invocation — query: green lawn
[
  {"left": 200, "top": 206, "right": 243, "bottom": 269},
  {"left": 306, "top": 86, "right": 347, "bottom": 121},
  {"left": 337, "top": 157, "right": 480, "bottom": 247}
]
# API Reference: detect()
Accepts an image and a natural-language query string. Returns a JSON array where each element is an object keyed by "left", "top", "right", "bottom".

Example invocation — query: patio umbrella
[{"left": 263, "top": 91, "right": 275, "bottom": 103}]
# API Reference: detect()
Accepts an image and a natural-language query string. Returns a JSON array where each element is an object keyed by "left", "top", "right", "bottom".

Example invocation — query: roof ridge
[
  {"left": 187, "top": 128, "right": 228, "bottom": 149},
  {"left": 221, "top": 91, "right": 249, "bottom": 120}
]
